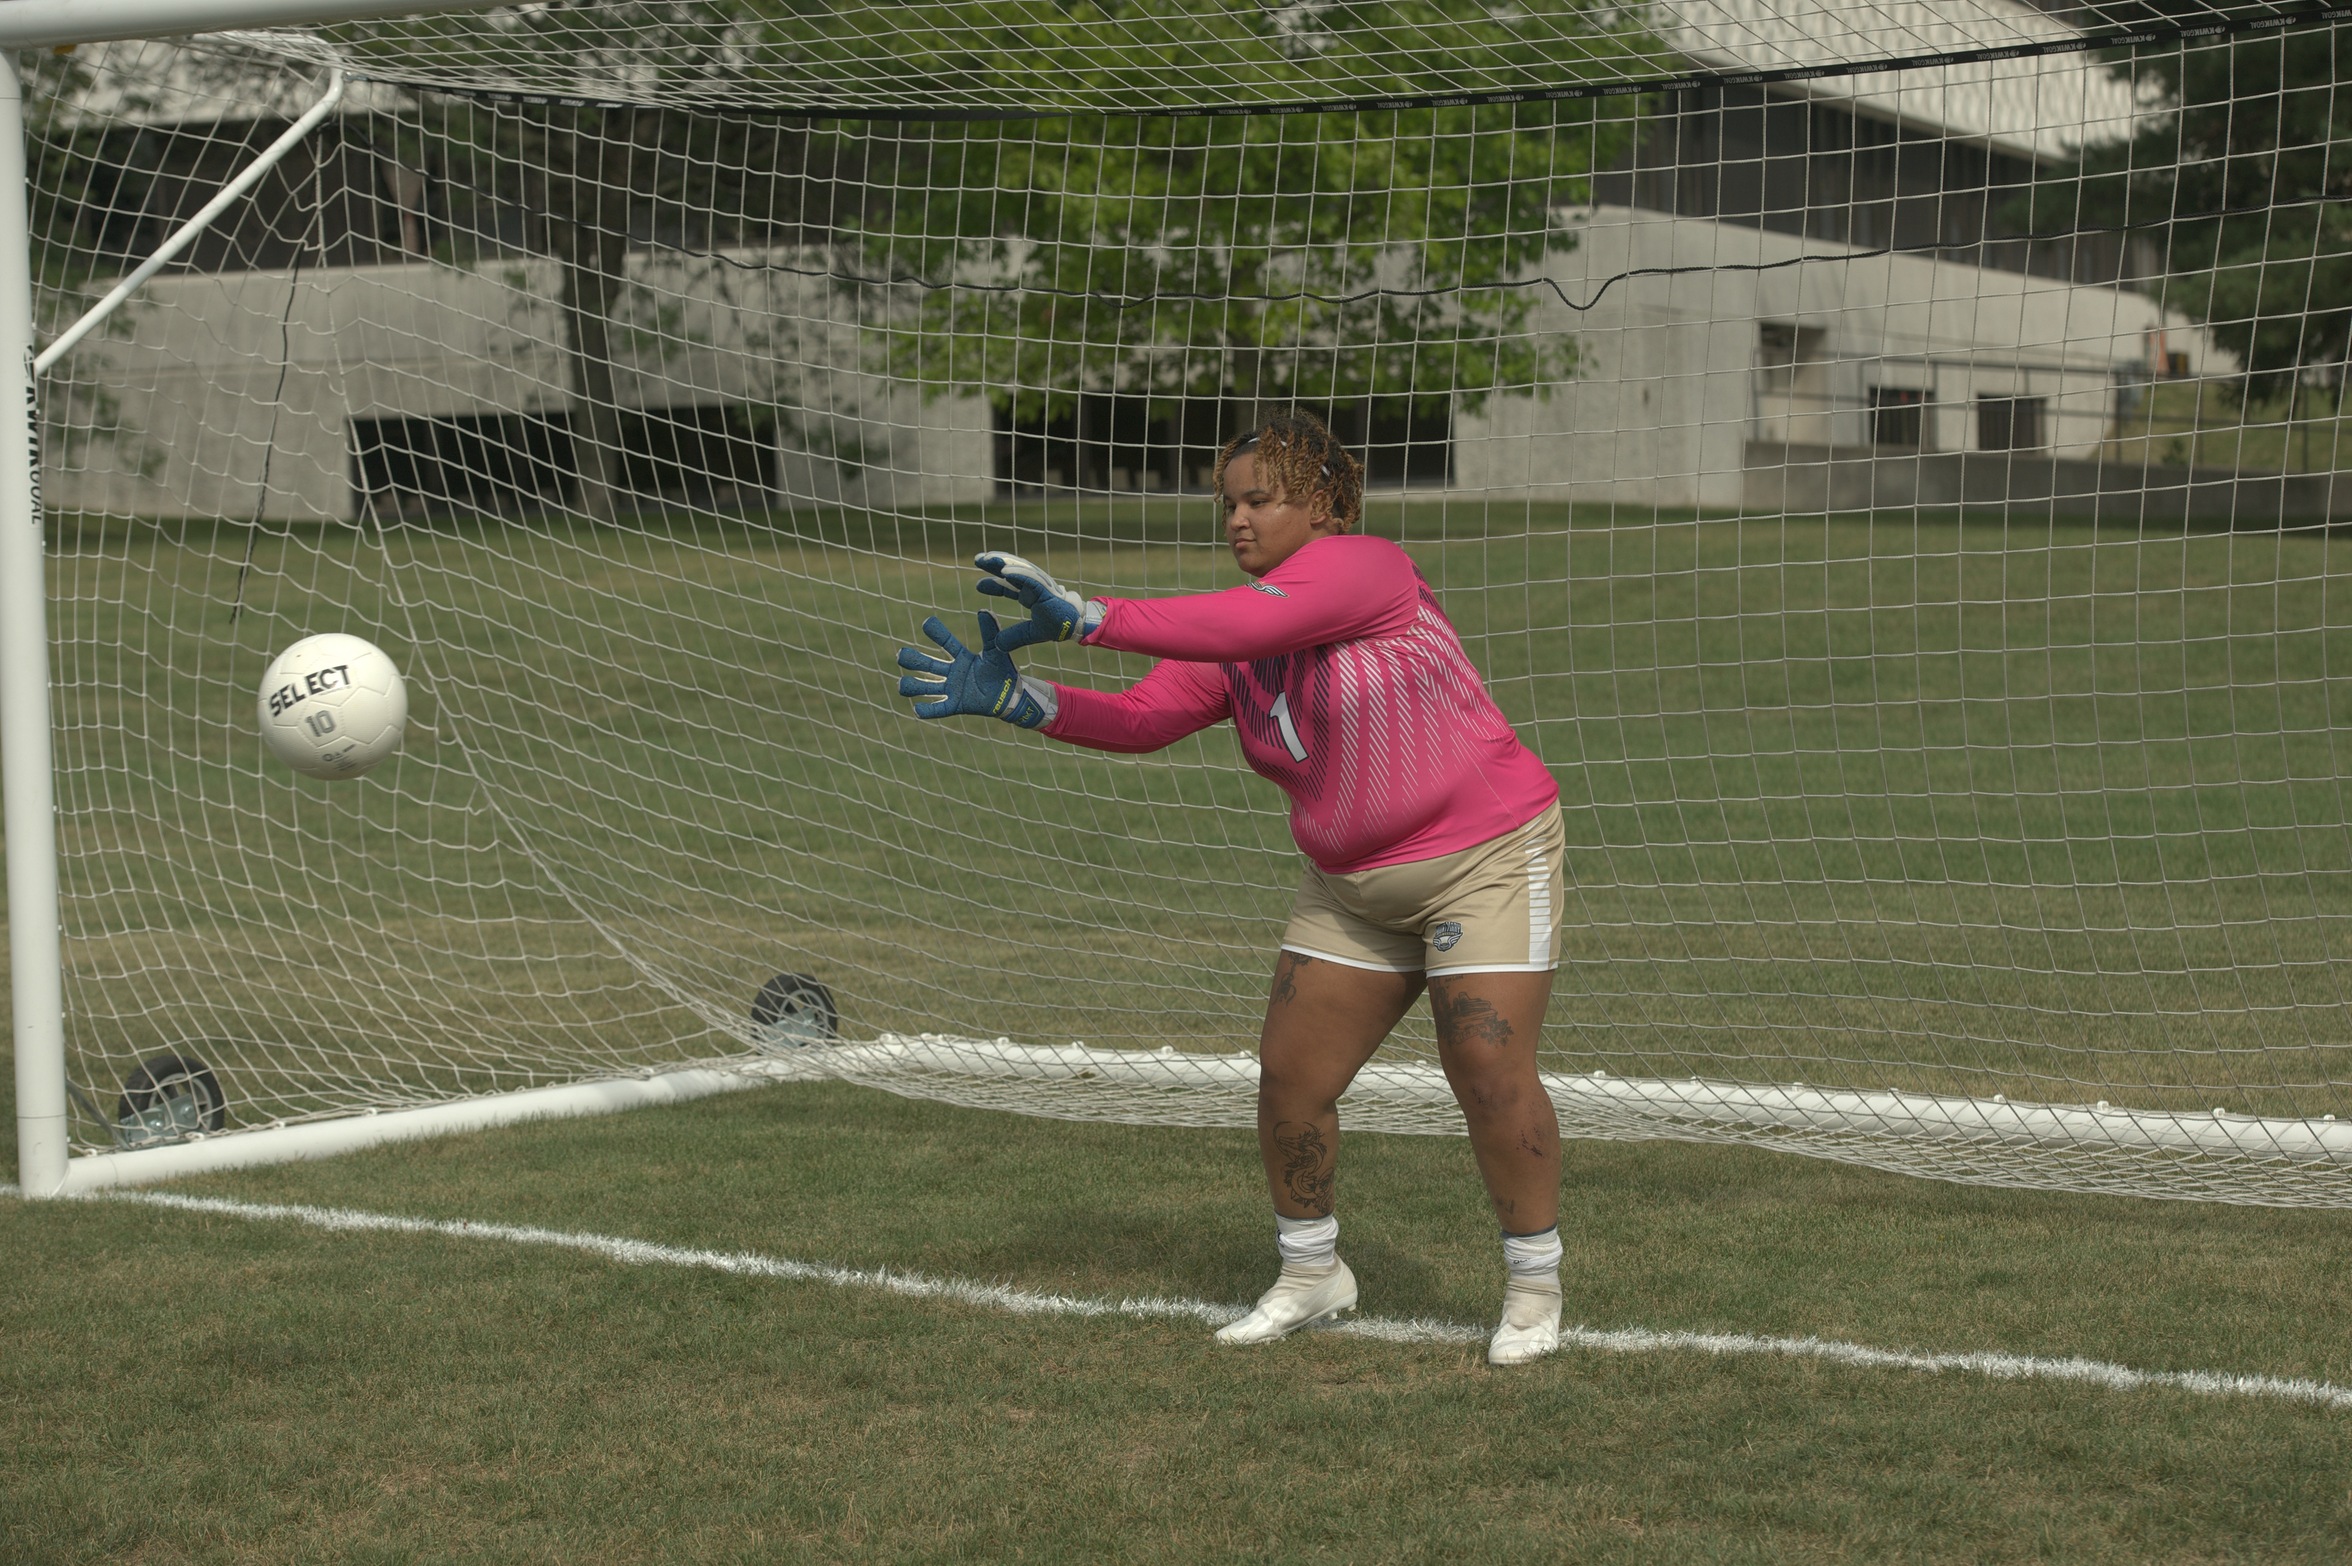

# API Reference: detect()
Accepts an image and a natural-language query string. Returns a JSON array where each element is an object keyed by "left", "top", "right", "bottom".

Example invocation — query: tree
[
  {"left": 810, "top": 2, "right": 1648, "bottom": 440},
  {"left": 391, "top": 2, "right": 811, "bottom": 519},
  {"left": 23, "top": 44, "right": 192, "bottom": 474},
  {"left": 2064, "top": 22, "right": 2352, "bottom": 394},
  {"left": 312, "top": 0, "right": 1654, "bottom": 500}
]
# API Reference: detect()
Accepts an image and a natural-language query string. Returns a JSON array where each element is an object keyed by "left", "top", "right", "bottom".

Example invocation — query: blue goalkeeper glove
[
  {"left": 895, "top": 612, "right": 1056, "bottom": 729},
  {"left": 974, "top": 551, "right": 1107, "bottom": 649}
]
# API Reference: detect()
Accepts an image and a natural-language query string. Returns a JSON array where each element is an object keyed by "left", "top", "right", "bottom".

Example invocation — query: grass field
[
  {"left": 2104, "top": 380, "right": 2352, "bottom": 474},
  {"left": 12, "top": 502, "right": 2352, "bottom": 1559},
  {"left": 38, "top": 497, "right": 2352, "bottom": 1149},
  {"left": 6, "top": 1053, "right": 2352, "bottom": 1561}
]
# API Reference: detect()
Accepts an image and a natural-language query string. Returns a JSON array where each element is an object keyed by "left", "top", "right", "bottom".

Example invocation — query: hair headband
[{"left": 1229, "top": 429, "right": 1337, "bottom": 478}]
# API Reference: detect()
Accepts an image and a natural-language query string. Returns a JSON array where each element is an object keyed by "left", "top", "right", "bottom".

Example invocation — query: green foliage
[
  {"left": 739, "top": 1, "right": 1653, "bottom": 416},
  {"left": 306, "top": 2, "right": 1654, "bottom": 426},
  {"left": 2067, "top": 26, "right": 2352, "bottom": 390},
  {"left": 330, "top": 0, "right": 776, "bottom": 91},
  {"left": 21, "top": 47, "right": 169, "bottom": 469},
  {"left": 23, "top": 46, "right": 113, "bottom": 324},
  {"left": 852, "top": 98, "right": 1631, "bottom": 418},
  {"left": 700, "top": 0, "right": 1676, "bottom": 113}
]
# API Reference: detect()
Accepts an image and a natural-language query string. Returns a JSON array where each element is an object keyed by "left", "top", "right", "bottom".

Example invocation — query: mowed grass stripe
[
  {"left": 45, "top": 1184, "right": 2352, "bottom": 1413},
  {"left": 9, "top": 1082, "right": 2351, "bottom": 1560}
]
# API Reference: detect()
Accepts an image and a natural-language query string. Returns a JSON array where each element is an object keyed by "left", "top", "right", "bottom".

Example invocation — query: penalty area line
[{"left": 27, "top": 1185, "right": 2352, "bottom": 1412}]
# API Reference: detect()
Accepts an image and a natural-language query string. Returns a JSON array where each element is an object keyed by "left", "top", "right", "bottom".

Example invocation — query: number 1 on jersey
[{"left": 1269, "top": 690, "right": 1308, "bottom": 763}]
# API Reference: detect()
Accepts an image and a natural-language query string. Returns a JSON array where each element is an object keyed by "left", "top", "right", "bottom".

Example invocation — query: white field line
[{"left": 25, "top": 1185, "right": 2352, "bottom": 1412}]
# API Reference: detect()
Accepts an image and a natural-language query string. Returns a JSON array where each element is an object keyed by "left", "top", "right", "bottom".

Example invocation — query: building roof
[
  {"left": 1656, "top": 0, "right": 2150, "bottom": 160},
  {"left": 58, "top": 0, "right": 2149, "bottom": 163}
]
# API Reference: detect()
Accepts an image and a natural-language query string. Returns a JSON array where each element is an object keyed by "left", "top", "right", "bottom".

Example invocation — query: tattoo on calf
[
  {"left": 1434, "top": 984, "right": 1516, "bottom": 1051},
  {"left": 1273, "top": 1120, "right": 1335, "bottom": 1214}
]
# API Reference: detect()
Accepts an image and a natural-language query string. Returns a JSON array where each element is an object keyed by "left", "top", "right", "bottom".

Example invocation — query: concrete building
[{"left": 40, "top": 5, "right": 2215, "bottom": 524}]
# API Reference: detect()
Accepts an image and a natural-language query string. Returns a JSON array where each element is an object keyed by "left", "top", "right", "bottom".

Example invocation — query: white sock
[
  {"left": 1501, "top": 1225, "right": 1562, "bottom": 1282},
  {"left": 1275, "top": 1212, "right": 1339, "bottom": 1270}
]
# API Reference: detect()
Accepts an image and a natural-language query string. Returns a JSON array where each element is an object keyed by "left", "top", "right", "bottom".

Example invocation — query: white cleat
[
  {"left": 1487, "top": 1276, "right": 1563, "bottom": 1366},
  {"left": 1214, "top": 1259, "right": 1359, "bottom": 1345}
]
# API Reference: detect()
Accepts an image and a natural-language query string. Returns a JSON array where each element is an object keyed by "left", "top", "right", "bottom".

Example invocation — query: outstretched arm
[
  {"left": 893, "top": 610, "right": 1228, "bottom": 755},
  {"left": 974, "top": 551, "right": 1107, "bottom": 648},
  {"left": 1076, "top": 537, "right": 1421, "bottom": 663},
  {"left": 1041, "top": 658, "right": 1231, "bottom": 755}
]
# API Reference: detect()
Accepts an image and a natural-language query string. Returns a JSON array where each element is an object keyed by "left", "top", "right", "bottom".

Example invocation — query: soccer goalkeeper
[{"left": 894, "top": 410, "right": 1568, "bottom": 1367}]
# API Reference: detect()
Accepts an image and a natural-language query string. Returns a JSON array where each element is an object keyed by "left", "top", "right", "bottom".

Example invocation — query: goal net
[{"left": 20, "top": 0, "right": 2352, "bottom": 1204}]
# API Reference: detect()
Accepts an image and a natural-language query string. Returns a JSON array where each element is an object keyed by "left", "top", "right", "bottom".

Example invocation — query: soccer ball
[{"left": 258, "top": 633, "right": 408, "bottom": 780}]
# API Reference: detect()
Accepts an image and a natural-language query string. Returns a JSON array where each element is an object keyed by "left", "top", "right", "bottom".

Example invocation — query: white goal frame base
[
  {"left": 37, "top": 1037, "right": 2352, "bottom": 1199},
  {"left": 762, "top": 1037, "right": 2352, "bottom": 1161},
  {"left": 750, "top": 1038, "right": 2352, "bottom": 1205},
  {"left": 44, "top": 1068, "right": 764, "bottom": 1194}
]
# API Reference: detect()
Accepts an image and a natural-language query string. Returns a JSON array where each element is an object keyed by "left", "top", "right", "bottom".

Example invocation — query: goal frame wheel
[
  {"left": 749, "top": 973, "right": 840, "bottom": 1052},
  {"left": 114, "top": 1052, "right": 228, "bottom": 1148}
]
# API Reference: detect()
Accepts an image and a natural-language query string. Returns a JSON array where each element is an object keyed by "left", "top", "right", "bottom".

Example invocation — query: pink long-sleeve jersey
[{"left": 1041, "top": 533, "right": 1559, "bottom": 874}]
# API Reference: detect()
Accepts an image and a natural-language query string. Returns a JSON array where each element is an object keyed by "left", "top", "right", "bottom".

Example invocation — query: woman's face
[{"left": 1221, "top": 453, "right": 1344, "bottom": 577}]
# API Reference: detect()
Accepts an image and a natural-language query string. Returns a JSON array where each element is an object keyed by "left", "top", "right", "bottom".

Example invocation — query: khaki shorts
[{"left": 1282, "top": 804, "right": 1567, "bottom": 977}]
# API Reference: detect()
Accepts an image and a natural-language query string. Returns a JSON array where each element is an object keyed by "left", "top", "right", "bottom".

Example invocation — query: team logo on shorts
[{"left": 1430, "top": 921, "right": 1464, "bottom": 952}]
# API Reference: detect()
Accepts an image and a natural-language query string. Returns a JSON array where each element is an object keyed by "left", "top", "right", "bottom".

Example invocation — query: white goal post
[
  {"left": 1, "top": 38, "right": 66, "bottom": 1194},
  {"left": 8, "top": 0, "right": 2352, "bottom": 1206}
]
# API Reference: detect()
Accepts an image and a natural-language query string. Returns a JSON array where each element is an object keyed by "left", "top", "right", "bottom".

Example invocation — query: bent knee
[
  {"left": 1257, "top": 1066, "right": 1344, "bottom": 1114},
  {"left": 1443, "top": 1058, "right": 1546, "bottom": 1112}
]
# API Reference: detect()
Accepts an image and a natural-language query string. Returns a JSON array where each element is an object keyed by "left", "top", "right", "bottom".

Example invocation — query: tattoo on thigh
[
  {"left": 1435, "top": 985, "right": 1515, "bottom": 1052},
  {"left": 1270, "top": 952, "right": 1317, "bottom": 1008},
  {"left": 1273, "top": 1120, "right": 1335, "bottom": 1214}
]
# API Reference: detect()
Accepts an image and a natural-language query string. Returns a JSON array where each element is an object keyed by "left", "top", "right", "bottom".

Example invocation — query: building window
[
  {"left": 352, "top": 412, "right": 575, "bottom": 517},
  {"left": 351, "top": 403, "right": 775, "bottom": 516},
  {"left": 1870, "top": 386, "right": 1927, "bottom": 450},
  {"left": 1977, "top": 395, "right": 2045, "bottom": 452},
  {"left": 993, "top": 395, "right": 1230, "bottom": 496},
  {"left": 613, "top": 405, "right": 777, "bottom": 505},
  {"left": 1757, "top": 322, "right": 1829, "bottom": 391}
]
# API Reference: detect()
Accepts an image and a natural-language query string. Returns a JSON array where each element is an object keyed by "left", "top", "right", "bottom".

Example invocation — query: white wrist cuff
[{"left": 1019, "top": 675, "right": 1059, "bottom": 726}]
